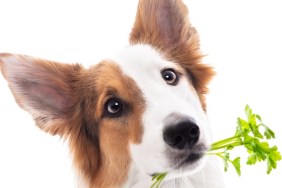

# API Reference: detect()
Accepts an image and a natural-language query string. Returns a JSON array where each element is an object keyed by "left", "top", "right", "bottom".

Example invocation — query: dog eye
[
  {"left": 105, "top": 98, "right": 124, "bottom": 117},
  {"left": 161, "top": 68, "right": 179, "bottom": 85}
]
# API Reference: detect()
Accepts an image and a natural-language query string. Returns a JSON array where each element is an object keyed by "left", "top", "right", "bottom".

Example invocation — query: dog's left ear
[{"left": 130, "top": 0, "right": 214, "bottom": 110}]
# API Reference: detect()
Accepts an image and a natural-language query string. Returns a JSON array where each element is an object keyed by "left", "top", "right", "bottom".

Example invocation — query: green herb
[
  {"left": 151, "top": 105, "right": 281, "bottom": 187},
  {"left": 150, "top": 173, "right": 167, "bottom": 188},
  {"left": 207, "top": 105, "right": 281, "bottom": 175}
]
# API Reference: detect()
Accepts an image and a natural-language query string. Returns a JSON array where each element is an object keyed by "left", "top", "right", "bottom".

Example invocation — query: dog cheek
[
  {"left": 100, "top": 120, "right": 128, "bottom": 149},
  {"left": 128, "top": 114, "right": 144, "bottom": 144}
]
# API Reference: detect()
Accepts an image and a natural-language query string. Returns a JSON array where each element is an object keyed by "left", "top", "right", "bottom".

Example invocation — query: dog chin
[{"left": 164, "top": 152, "right": 207, "bottom": 180}]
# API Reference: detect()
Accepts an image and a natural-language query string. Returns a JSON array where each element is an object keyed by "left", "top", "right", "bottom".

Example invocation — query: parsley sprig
[
  {"left": 151, "top": 105, "right": 281, "bottom": 187},
  {"left": 207, "top": 105, "right": 281, "bottom": 175},
  {"left": 150, "top": 173, "right": 167, "bottom": 188}
]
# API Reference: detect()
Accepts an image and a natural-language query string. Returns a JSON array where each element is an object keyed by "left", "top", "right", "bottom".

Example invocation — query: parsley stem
[
  {"left": 210, "top": 141, "right": 243, "bottom": 151},
  {"left": 210, "top": 136, "right": 240, "bottom": 148}
]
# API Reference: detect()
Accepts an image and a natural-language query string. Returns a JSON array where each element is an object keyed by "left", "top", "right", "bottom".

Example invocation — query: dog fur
[{"left": 0, "top": 0, "right": 225, "bottom": 187}]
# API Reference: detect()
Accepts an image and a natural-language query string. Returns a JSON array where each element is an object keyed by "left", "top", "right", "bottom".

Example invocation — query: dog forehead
[
  {"left": 89, "top": 60, "right": 142, "bottom": 97},
  {"left": 111, "top": 44, "right": 179, "bottom": 85}
]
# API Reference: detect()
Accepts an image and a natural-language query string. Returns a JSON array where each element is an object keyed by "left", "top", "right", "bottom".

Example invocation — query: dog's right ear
[
  {"left": 130, "top": 0, "right": 215, "bottom": 111},
  {"left": 130, "top": 0, "right": 191, "bottom": 48},
  {"left": 0, "top": 53, "right": 83, "bottom": 136}
]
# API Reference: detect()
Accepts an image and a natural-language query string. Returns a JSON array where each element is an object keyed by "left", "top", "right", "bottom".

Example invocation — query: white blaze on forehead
[
  {"left": 112, "top": 45, "right": 185, "bottom": 92},
  {"left": 111, "top": 44, "right": 204, "bottom": 122},
  {"left": 114, "top": 45, "right": 176, "bottom": 86},
  {"left": 111, "top": 44, "right": 210, "bottom": 174}
]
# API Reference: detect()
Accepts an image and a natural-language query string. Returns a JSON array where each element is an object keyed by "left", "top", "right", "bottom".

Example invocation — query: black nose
[{"left": 163, "top": 120, "right": 200, "bottom": 150}]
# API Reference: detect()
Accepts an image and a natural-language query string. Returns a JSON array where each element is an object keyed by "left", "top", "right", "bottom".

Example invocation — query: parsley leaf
[{"left": 207, "top": 105, "right": 281, "bottom": 175}]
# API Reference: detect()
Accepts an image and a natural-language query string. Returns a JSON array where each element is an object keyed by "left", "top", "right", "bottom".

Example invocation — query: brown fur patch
[
  {"left": 130, "top": 0, "right": 215, "bottom": 111},
  {"left": 68, "top": 61, "right": 145, "bottom": 187},
  {"left": 0, "top": 54, "right": 145, "bottom": 187}
]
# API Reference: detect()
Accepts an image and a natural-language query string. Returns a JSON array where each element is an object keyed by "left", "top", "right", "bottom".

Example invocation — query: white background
[{"left": 0, "top": 0, "right": 281, "bottom": 187}]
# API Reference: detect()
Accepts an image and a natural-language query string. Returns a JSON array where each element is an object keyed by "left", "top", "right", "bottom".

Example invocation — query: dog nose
[{"left": 163, "top": 120, "right": 200, "bottom": 150}]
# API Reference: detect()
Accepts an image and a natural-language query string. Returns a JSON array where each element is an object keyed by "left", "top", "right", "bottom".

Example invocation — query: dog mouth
[
  {"left": 168, "top": 143, "right": 208, "bottom": 172},
  {"left": 147, "top": 144, "right": 208, "bottom": 177},
  {"left": 176, "top": 152, "right": 204, "bottom": 168},
  {"left": 149, "top": 149, "right": 206, "bottom": 177}
]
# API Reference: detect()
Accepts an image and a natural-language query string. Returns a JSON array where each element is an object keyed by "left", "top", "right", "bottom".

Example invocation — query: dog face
[
  {"left": 112, "top": 45, "right": 211, "bottom": 177},
  {"left": 0, "top": 0, "right": 214, "bottom": 187}
]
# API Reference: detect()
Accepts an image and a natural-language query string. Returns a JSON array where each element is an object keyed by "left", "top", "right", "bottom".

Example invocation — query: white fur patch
[{"left": 111, "top": 44, "right": 211, "bottom": 177}]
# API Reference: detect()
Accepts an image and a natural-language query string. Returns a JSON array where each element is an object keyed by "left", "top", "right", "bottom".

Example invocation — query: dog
[{"left": 0, "top": 0, "right": 225, "bottom": 187}]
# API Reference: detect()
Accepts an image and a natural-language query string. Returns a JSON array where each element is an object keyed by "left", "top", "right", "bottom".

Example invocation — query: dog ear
[
  {"left": 130, "top": 0, "right": 191, "bottom": 48},
  {"left": 0, "top": 53, "right": 82, "bottom": 136},
  {"left": 130, "top": 0, "right": 214, "bottom": 110}
]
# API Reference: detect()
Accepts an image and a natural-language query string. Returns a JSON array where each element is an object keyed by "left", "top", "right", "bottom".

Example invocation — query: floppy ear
[
  {"left": 130, "top": 0, "right": 214, "bottom": 110},
  {"left": 0, "top": 53, "right": 82, "bottom": 136}
]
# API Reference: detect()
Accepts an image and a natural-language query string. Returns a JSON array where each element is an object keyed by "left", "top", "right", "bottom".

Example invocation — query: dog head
[{"left": 0, "top": 0, "right": 214, "bottom": 187}]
